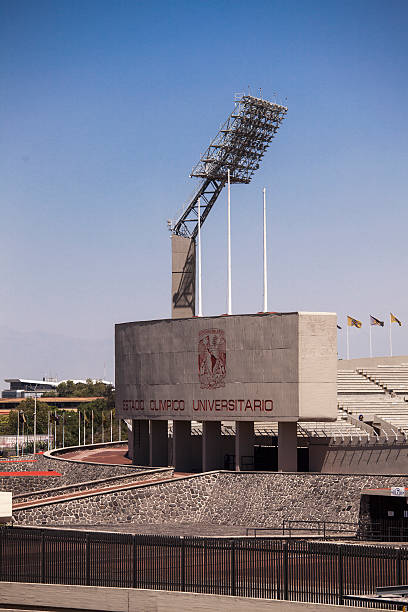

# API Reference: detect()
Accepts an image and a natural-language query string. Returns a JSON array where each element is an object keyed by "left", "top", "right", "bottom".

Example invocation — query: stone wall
[
  {"left": 13, "top": 467, "right": 174, "bottom": 504},
  {"left": 0, "top": 457, "right": 38, "bottom": 471},
  {"left": 13, "top": 471, "right": 408, "bottom": 529},
  {"left": 1, "top": 475, "right": 63, "bottom": 495},
  {"left": 14, "top": 473, "right": 218, "bottom": 526},
  {"left": 203, "top": 472, "right": 408, "bottom": 526},
  {"left": 33, "top": 452, "right": 146, "bottom": 487}
]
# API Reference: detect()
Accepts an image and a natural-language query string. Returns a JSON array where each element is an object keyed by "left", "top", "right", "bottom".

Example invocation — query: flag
[
  {"left": 370, "top": 315, "right": 384, "bottom": 327},
  {"left": 102, "top": 412, "right": 106, "bottom": 423},
  {"left": 82, "top": 411, "right": 88, "bottom": 423},
  {"left": 337, "top": 324, "right": 342, "bottom": 330},
  {"left": 347, "top": 316, "right": 362, "bottom": 328},
  {"left": 19, "top": 411, "right": 26, "bottom": 425},
  {"left": 50, "top": 413, "right": 60, "bottom": 424},
  {"left": 391, "top": 313, "right": 402, "bottom": 326}
]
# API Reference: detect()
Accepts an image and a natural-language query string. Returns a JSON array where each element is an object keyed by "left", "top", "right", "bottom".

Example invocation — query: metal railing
[
  {"left": 246, "top": 520, "right": 358, "bottom": 538},
  {"left": 2, "top": 526, "right": 408, "bottom": 607},
  {"left": 358, "top": 520, "right": 408, "bottom": 542}
]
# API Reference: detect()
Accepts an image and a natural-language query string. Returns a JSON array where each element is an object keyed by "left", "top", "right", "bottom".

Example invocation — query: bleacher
[
  {"left": 337, "top": 369, "right": 383, "bottom": 394},
  {"left": 165, "top": 366, "right": 408, "bottom": 444},
  {"left": 168, "top": 418, "right": 370, "bottom": 442},
  {"left": 338, "top": 395, "right": 408, "bottom": 437},
  {"left": 254, "top": 419, "right": 369, "bottom": 441},
  {"left": 358, "top": 364, "right": 408, "bottom": 395}
]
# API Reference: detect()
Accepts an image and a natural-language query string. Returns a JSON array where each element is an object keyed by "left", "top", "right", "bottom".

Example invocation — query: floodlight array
[
  {"left": 171, "top": 94, "right": 287, "bottom": 238},
  {"left": 190, "top": 95, "right": 287, "bottom": 184}
]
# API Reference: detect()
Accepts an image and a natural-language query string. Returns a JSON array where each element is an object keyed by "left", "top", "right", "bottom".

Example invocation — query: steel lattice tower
[{"left": 171, "top": 94, "right": 287, "bottom": 318}]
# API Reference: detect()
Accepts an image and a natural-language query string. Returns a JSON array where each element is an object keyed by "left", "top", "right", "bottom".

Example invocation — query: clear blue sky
[{"left": 1, "top": 0, "right": 407, "bottom": 382}]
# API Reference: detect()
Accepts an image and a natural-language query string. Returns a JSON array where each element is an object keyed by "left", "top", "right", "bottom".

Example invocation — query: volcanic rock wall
[{"left": 13, "top": 471, "right": 408, "bottom": 528}]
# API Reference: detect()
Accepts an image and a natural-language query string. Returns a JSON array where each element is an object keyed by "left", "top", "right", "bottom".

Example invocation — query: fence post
[
  {"left": 133, "top": 535, "right": 137, "bottom": 589},
  {"left": 181, "top": 537, "right": 185, "bottom": 592},
  {"left": 396, "top": 547, "right": 402, "bottom": 586},
  {"left": 231, "top": 540, "right": 236, "bottom": 596},
  {"left": 283, "top": 541, "right": 289, "bottom": 600},
  {"left": 41, "top": 531, "right": 45, "bottom": 584},
  {"left": 85, "top": 534, "right": 90, "bottom": 586},
  {"left": 338, "top": 545, "right": 344, "bottom": 605}
]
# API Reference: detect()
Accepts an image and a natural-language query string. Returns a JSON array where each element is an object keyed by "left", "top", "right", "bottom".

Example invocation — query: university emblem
[{"left": 198, "top": 329, "right": 226, "bottom": 389}]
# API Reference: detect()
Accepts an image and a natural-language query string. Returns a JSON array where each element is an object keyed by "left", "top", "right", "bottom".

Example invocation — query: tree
[{"left": 7, "top": 398, "right": 50, "bottom": 436}]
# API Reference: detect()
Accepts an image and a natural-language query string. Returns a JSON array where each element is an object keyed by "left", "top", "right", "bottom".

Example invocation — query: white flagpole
[
  {"left": 62, "top": 412, "right": 65, "bottom": 448},
  {"left": 17, "top": 414, "right": 20, "bottom": 457},
  {"left": 118, "top": 419, "right": 121, "bottom": 442},
  {"left": 78, "top": 410, "right": 81, "bottom": 446},
  {"left": 263, "top": 187, "right": 268, "bottom": 313},
  {"left": 197, "top": 197, "right": 203, "bottom": 317},
  {"left": 227, "top": 169, "right": 232, "bottom": 315},
  {"left": 54, "top": 410, "right": 57, "bottom": 449},
  {"left": 390, "top": 316, "right": 393, "bottom": 357},
  {"left": 346, "top": 325, "right": 350, "bottom": 360},
  {"left": 47, "top": 412, "right": 50, "bottom": 451},
  {"left": 92, "top": 410, "right": 94, "bottom": 444},
  {"left": 369, "top": 322, "right": 373, "bottom": 358},
  {"left": 110, "top": 410, "right": 113, "bottom": 442}
]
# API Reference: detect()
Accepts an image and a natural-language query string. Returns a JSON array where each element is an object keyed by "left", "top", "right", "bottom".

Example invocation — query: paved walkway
[{"left": 61, "top": 445, "right": 132, "bottom": 464}]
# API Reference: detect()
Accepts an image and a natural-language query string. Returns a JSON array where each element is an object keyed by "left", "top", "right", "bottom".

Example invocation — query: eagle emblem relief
[{"left": 198, "top": 329, "right": 226, "bottom": 389}]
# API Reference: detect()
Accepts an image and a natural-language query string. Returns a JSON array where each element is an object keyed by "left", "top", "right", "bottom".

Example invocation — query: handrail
[{"left": 246, "top": 520, "right": 358, "bottom": 538}]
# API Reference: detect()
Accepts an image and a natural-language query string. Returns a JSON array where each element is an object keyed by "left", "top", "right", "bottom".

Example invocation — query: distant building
[{"left": 2, "top": 377, "right": 113, "bottom": 399}]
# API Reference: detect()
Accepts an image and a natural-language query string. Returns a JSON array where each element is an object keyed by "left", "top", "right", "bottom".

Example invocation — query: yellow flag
[
  {"left": 347, "top": 316, "right": 362, "bottom": 328},
  {"left": 391, "top": 313, "right": 402, "bottom": 326}
]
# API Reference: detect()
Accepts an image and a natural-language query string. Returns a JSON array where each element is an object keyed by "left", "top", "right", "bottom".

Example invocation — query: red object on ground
[{"left": 0, "top": 471, "right": 61, "bottom": 477}]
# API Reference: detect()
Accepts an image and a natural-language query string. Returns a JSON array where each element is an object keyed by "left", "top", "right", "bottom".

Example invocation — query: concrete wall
[
  {"left": 172, "top": 235, "right": 195, "bottom": 318},
  {"left": 115, "top": 312, "right": 337, "bottom": 423},
  {"left": 0, "top": 582, "right": 362, "bottom": 612},
  {"left": 338, "top": 355, "right": 408, "bottom": 369},
  {"left": 310, "top": 440, "right": 408, "bottom": 474}
]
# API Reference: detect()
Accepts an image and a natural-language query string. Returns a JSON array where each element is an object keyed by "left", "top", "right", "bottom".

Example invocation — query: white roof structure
[{"left": 4, "top": 378, "right": 113, "bottom": 386}]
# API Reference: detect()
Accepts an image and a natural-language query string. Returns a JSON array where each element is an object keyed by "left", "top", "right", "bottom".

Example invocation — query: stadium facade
[{"left": 115, "top": 311, "right": 337, "bottom": 472}]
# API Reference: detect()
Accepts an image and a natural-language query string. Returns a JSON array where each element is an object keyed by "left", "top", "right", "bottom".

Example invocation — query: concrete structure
[
  {"left": 0, "top": 582, "right": 362, "bottom": 612},
  {"left": 0, "top": 492, "right": 12, "bottom": 523},
  {"left": 116, "top": 312, "right": 337, "bottom": 472},
  {"left": 171, "top": 235, "right": 195, "bottom": 318}
]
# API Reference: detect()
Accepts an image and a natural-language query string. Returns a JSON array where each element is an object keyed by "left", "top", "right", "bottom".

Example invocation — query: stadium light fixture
[{"left": 172, "top": 94, "right": 287, "bottom": 239}]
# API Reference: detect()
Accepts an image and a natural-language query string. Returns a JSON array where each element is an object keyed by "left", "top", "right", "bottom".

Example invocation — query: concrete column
[
  {"left": 172, "top": 235, "right": 195, "bottom": 319},
  {"left": 150, "top": 420, "right": 169, "bottom": 467},
  {"left": 131, "top": 419, "right": 149, "bottom": 466},
  {"left": 202, "top": 421, "right": 222, "bottom": 472},
  {"left": 235, "top": 421, "right": 254, "bottom": 471},
  {"left": 278, "top": 421, "right": 298, "bottom": 472},
  {"left": 173, "top": 420, "right": 192, "bottom": 472}
]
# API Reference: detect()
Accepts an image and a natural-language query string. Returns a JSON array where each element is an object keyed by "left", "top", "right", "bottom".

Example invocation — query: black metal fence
[
  {"left": 1, "top": 527, "right": 407, "bottom": 608},
  {"left": 359, "top": 520, "right": 408, "bottom": 543}
]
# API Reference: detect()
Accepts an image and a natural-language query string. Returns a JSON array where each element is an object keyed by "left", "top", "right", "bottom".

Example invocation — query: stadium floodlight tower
[{"left": 170, "top": 94, "right": 287, "bottom": 318}]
